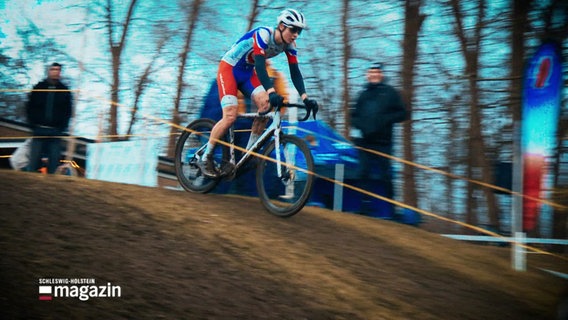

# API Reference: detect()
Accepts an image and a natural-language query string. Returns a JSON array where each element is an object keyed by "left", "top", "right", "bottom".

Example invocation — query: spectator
[
  {"left": 26, "top": 62, "right": 73, "bottom": 174},
  {"left": 350, "top": 62, "right": 407, "bottom": 217}
]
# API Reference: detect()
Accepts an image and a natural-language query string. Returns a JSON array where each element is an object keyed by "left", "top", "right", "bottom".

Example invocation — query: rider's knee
[
  {"left": 223, "top": 115, "right": 237, "bottom": 127},
  {"left": 252, "top": 90, "right": 270, "bottom": 113},
  {"left": 222, "top": 106, "right": 238, "bottom": 124}
]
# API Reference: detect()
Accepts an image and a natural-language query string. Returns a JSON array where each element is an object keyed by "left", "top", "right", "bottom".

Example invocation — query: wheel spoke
[
  {"left": 174, "top": 119, "right": 224, "bottom": 193},
  {"left": 256, "top": 135, "right": 314, "bottom": 217}
]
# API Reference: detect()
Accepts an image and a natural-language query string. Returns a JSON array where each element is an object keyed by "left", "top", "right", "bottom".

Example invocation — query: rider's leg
[
  {"left": 199, "top": 102, "right": 238, "bottom": 178},
  {"left": 206, "top": 61, "right": 240, "bottom": 156},
  {"left": 199, "top": 104, "right": 237, "bottom": 178},
  {"left": 205, "top": 105, "right": 238, "bottom": 157},
  {"left": 199, "top": 61, "right": 240, "bottom": 177},
  {"left": 246, "top": 88, "right": 270, "bottom": 149}
]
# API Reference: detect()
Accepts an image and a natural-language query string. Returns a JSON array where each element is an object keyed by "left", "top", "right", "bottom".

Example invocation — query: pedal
[
  {"left": 218, "top": 161, "right": 236, "bottom": 179},
  {"left": 188, "top": 156, "right": 198, "bottom": 166}
]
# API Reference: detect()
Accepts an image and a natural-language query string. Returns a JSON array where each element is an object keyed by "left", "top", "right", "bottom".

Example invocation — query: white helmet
[{"left": 277, "top": 8, "right": 306, "bottom": 29}]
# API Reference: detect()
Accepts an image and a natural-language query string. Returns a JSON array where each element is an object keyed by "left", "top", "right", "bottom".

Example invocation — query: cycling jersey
[
  {"left": 217, "top": 26, "right": 303, "bottom": 108},
  {"left": 222, "top": 27, "right": 298, "bottom": 68}
]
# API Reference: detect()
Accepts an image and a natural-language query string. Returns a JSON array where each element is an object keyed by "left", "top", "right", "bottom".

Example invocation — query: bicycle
[{"left": 174, "top": 102, "right": 317, "bottom": 217}]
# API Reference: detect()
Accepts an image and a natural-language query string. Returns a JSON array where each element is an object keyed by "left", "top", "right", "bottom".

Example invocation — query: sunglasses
[{"left": 287, "top": 26, "right": 303, "bottom": 35}]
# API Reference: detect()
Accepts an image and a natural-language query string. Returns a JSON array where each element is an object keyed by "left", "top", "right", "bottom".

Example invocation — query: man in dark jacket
[
  {"left": 26, "top": 62, "right": 73, "bottom": 174},
  {"left": 350, "top": 62, "right": 407, "bottom": 217}
]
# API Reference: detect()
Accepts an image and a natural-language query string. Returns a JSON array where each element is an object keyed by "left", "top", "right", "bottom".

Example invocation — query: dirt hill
[{"left": 0, "top": 170, "right": 566, "bottom": 319}]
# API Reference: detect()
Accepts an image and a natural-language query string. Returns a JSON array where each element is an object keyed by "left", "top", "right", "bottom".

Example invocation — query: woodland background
[{"left": 0, "top": 0, "right": 567, "bottom": 240}]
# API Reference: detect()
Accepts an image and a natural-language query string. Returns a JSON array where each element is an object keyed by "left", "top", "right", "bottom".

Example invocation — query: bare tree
[
  {"left": 401, "top": 0, "right": 425, "bottom": 209},
  {"left": 0, "top": 20, "right": 61, "bottom": 120},
  {"left": 508, "top": 0, "right": 532, "bottom": 123},
  {"left": 341, "top": 0, "right": 351, "bottom": 138},
  {"left": 449, "top": 0, "right": 500, "bottom": 231},
  {"left": 246, "top": 0, "right": 261, "bottom": 31},
  {"left": 304, "top": 51, "right": 341, "bottom": 127},
  {"left": 166, "top": 0, "right": 204, "bottom": 158},
  {"left": 125, "top": 30, "right": 172, "bottom": 137},
  {"left": 104, "top": 0, "right": 139, "bottom": 140}
]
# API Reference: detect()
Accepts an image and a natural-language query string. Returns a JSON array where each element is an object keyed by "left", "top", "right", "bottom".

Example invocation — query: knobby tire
[
  {"left": 174, "top": 118, "right": 228, "bottom": 194},
  {"left": 255, "top": 134, "right": 314, "bottom": 217}
]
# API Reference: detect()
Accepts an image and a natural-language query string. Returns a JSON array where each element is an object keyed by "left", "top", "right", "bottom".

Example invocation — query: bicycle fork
[
  {"left": 274, "top": 128, "right": 295, "bottom": 199},
  {"left": 273, "top": 127, "right": 285, "bottom": 180},
  {"left": 228, "top": 126, "right": 236, "bottom": 165}
]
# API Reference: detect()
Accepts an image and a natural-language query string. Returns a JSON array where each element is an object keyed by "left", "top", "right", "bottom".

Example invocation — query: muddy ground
[{"left": 0, "top": 170, "right": 567, "bottom": 319}]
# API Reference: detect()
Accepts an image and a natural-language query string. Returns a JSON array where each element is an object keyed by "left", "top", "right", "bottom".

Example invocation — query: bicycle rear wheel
[
  {"left": 256, "top": 134, "right": 314, "bottom": 217},
  {"left": 174, "top": 118, "right": 227, "bottom": 193}
]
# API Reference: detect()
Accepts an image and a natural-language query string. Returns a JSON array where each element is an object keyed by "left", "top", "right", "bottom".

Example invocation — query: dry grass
[{"left": 0, "top": 170, "right": 566, "bottom": 319}]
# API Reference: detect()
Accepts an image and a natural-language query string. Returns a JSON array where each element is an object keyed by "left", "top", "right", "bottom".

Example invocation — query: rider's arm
[
  {"left": 289, "top": 63, "right": 306, "bottom": 99},
  {"left": 285, "top": 50, "right": 307, "bottom": 100},
  {"left": 254, "top": 54, "right": 274, "bottom": 93},
  {"left": 251, "top": 28, "right": 276, "bottom": 94}
]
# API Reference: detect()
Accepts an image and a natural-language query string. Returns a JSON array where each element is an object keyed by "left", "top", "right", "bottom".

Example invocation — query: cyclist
[{"left": 198, "top": 8, "right": 319, "bottom": 178}]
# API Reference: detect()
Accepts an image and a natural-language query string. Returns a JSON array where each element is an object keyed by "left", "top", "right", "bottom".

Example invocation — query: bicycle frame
[
  {"left": 225, "top": 109, "right": 283, "bottom": 177},
  {"left": 187, "top": 102, "right": 315, "bottom": 180},
  {"left": 174, "top": 101, "right": 316, "bottom": 217}
]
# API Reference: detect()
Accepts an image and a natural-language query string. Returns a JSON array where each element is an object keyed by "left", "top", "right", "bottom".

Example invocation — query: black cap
[
  {"left": 50, "top": 62, "right": 62, "bottom": 68},
  {"left": 369, "top": 62, "right": 383, "bottom": 70}
]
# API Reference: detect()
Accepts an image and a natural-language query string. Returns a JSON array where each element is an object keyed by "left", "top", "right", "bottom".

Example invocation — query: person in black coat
[
  {"left": 26, "top": 62, "right": 73, "bottom": 174},
  {"left": 350, "top": 62, "right": 407, "bottom": 216}
]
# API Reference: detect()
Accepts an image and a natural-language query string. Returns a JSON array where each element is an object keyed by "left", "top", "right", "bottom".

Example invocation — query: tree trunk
[
  {"left": 509, "top": 0, "right": 531, "bottom": 123},
  {"left": 341, "top": 0, "right": 351, "bottom": 138},
  {"left": 401, "top": 0, "right": 424, "bottom": 209},
  {"left": 167, "top": 0, "right": 203, "bottom": 158},
  {"left": 465, "top": 132, "right": 477, "bottom": 233},
  {"left": 125, "top": 34, "right": 170, "bottom": 138},
  {"left": 246, "top": 0, "right": 260, "bottom": 32},
  {"left": 106, "top": 0, "right": 138, "bottom": 140},
  {"left": 450, "top": 0, "right": 500, "bottom": 230},
  {"left": 110, "top": 47, "right": 120, "bottom": 139},
  {"left": 446, "top": 95, "right": 461, "bottom": 232}
]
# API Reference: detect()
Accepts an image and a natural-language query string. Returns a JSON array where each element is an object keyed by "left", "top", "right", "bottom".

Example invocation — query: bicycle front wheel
[
  {"left": 256, "top": 134, "right": 314, "bottom": 217},
  {"left": 174, "top": 118, "right": 226, "bottom": 193}
]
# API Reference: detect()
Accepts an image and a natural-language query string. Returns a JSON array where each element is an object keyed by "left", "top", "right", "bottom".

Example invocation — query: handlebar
[{"left": 258, "top": 102, "right": 318, "bottom": 121}]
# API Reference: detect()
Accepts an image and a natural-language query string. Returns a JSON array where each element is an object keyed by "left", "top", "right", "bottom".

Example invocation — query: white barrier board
[{"left": 86, "top": 139, "right": 158, "bottom": 187}]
